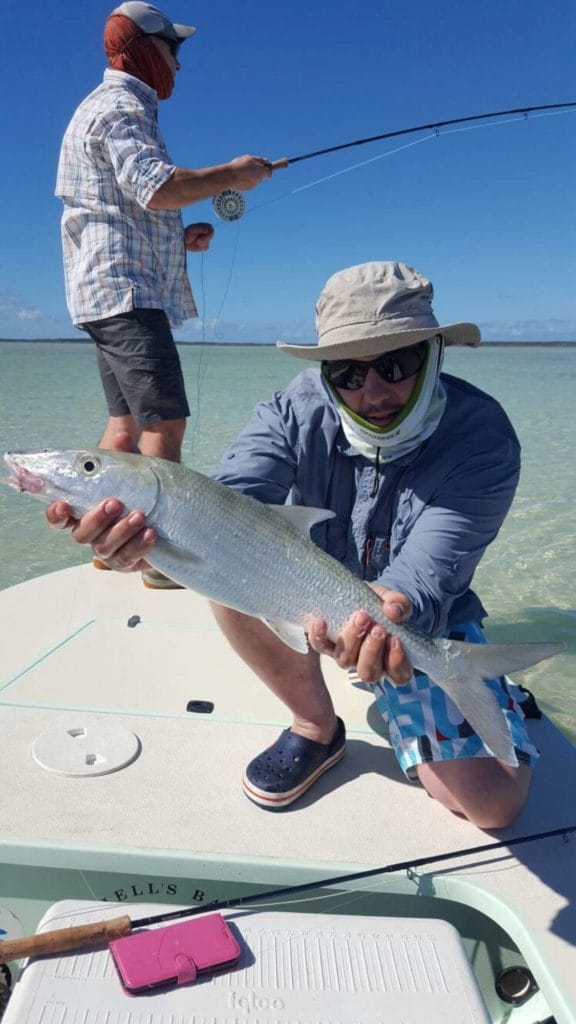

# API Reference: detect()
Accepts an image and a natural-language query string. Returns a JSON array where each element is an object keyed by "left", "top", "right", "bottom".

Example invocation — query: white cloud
[
  {"left": 0, "top": 289, "right": 57, "bottom": 330},
  {"left": 0, "top": 289, "right": 78, "bottom": 340},
  {"left": 16, "top": 308, "right": 44, "bottom": 321}
]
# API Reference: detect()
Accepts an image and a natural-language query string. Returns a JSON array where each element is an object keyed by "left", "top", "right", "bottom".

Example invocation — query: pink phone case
[{"left": 109, "top": 913, "right": 241, "bottom": 992}]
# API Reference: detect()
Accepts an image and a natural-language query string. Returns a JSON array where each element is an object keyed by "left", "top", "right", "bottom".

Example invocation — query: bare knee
[{"left": 417, "top": 760, "right": 532, "bottom": 829}]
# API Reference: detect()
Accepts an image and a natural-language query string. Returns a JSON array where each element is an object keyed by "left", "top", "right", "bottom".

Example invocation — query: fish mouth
[{"left": 3, "top": 454, "right": 46, "bottom": 495}]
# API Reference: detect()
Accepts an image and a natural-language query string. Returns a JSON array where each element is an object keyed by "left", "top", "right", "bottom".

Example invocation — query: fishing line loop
[{"left": 186, "top": 224, "right": 242, "bottom": 462}]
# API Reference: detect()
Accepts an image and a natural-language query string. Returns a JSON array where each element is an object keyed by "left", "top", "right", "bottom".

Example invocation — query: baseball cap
[{"left": 110, "top": 2, "right": 196, "bottom": 41}]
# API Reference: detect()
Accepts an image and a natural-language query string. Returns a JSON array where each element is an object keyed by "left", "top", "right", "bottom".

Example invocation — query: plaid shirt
[{"left": 55, "top": 69, "right": 197, "bottom": 327}]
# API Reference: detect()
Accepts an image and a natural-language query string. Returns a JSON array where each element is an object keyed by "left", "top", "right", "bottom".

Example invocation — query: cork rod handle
[
  {"left": 270, "top": 158, "right": 289, "bottom": 170},
  {"left": 0, "top": 915, "right": 132, "bottom": 964}
]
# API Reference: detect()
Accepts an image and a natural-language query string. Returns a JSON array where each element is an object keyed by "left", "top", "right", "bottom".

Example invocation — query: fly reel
[
  {"left": 212, "top": 189, "right": 246, "bottom": 222},
  {"left": 211, "top": 159, "right": 288, "bottom": 222}
]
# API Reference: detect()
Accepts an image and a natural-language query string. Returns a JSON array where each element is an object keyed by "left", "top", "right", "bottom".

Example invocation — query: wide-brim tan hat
[{"left": 277, "top": 261, "right": 480, "bottom": 360}]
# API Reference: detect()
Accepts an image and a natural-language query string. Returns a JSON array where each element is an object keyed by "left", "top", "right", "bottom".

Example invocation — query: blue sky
[{"left": 1, "top": 0, "right": 575, "bottom": 342}]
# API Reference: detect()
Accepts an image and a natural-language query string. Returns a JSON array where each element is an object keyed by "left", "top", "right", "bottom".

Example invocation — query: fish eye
[{"left": 75, "top": 454, "right": 101, "bottom": 477}]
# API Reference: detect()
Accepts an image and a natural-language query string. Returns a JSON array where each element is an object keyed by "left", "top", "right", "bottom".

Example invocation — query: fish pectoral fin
[
  {"left": 271, "top": 505, "right": 335, "bottom": 535},
  {"left": 148, "top": 540, "right": 205, "bottom": 585},
  {"left": 261, "top": 617, "right": 309, "bottom": 654}
]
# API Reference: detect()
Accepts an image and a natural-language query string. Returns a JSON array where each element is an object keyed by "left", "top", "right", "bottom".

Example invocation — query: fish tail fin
[
  {"left": 439, "top": 669, "right": 518, "bottom": 765},
  {"left": 458, "top": 640, "right": 565, "bottom": 679},
  {"left": 437, "top": 641, "right": 564, "bottom": 766}
]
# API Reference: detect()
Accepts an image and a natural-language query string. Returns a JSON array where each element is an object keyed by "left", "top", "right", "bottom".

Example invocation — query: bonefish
[{"left": 4, "top": 449, "right": 565, "bottom": 766}]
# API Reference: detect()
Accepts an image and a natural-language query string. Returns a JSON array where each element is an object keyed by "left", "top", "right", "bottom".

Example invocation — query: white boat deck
[{"left": 0, "top": 564, "right": 575, "bottom": 1018}]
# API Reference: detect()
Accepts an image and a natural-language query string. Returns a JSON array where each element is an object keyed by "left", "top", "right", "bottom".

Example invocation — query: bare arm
[{"left": 148, "top": 155, "right": 272, "bottom": 210}]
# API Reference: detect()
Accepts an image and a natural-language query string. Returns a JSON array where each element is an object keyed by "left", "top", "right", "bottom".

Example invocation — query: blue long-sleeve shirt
[{"left": 211, "top": 367, "right": 520, "bottom": 636}]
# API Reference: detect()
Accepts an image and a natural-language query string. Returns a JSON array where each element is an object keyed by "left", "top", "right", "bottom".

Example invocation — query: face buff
[
  {"left": 104, "top": 13, "right": 175, "bottom": 100},
  {"left": 327, "top": 336, "right": 447, "bottom": 464}
]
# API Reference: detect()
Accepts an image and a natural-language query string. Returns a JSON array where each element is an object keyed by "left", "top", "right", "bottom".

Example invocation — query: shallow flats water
[{"left": 0, "top": 341, "right": 574, "bottom": 742}]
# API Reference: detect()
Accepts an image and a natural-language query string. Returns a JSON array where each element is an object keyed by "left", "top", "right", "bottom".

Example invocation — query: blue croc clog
[{"left": 242, "top": 718, "right": 346, "bottom": 810}]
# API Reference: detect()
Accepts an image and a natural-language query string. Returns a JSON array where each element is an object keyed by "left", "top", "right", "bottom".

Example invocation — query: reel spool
[
  {"left": 212, "top": 189, "right": 246, "bottom": 222},
  {"left": 212, "top": 160, "right": 288, "bottom": 222}
]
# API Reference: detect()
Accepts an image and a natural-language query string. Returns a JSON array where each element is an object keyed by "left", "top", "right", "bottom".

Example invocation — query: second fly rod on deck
[{"left": 0, "top": 823, "right": 574, "bottom": 964}]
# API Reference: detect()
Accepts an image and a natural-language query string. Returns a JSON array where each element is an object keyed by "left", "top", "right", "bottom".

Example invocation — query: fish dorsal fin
[
  {"left": 271, "top": 505, "right": 335, "bottom": 536},
  {"left": 261, "top": 617, "right": 309, "bottom": 654}
]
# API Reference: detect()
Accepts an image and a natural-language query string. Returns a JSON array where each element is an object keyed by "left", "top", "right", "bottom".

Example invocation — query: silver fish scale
[
  {"left": 5, "top": 449, "right": 565, "bottom": 765},
  {"left": 148, "top": 464, "right": 480, "bottom": 681},
  {"left": 150, "top": 461, "right": 391, "bottom": 635}
]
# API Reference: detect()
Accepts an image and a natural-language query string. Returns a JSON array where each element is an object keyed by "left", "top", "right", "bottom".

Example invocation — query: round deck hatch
[{"left": 32, "top": 724, "right": 140, "bottom": 777}]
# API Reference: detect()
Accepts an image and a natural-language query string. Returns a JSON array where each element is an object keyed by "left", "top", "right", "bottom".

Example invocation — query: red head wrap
[{"left": 104, "top": 13, "right": 174, "bottom": 100}]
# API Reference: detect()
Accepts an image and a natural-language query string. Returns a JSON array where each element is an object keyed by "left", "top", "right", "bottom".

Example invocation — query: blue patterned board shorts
[{"left": 349, "top": 622, "right": 540, "bottom": 780}]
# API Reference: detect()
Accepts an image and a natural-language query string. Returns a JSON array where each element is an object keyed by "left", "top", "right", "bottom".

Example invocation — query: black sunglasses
[{"left": 322, "top": 341, "right": 430, "bottom": 391}]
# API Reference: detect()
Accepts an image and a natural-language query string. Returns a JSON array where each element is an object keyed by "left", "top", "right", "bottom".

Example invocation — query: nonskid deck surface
[{"left": 0, "top": 564, "right": 575, "bottom": 1018}]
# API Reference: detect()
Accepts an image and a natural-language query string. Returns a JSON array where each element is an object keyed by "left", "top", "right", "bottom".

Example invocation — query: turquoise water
[{"left": 1, "top": 341, "right": 575, "bottom": 742}]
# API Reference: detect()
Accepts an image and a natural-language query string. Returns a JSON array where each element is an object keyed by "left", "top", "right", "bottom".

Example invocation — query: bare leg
[
  {"left": 138, "top": 419, "right": 186, "bottom": 462},
  {"left": 209, "top": 603, "right": 338, "bottom": 744},
  {"left": 98, "top": 415, "right": 140, "bottom": 451},
  {"left": 211, "top": 604, "right": 530, "bottom": 825},
  {"left": 99, "top": 417, "right": 186, "bottom": 462},
  {"left": 417, "top": 759, "right": 531, "bottom": 829}
]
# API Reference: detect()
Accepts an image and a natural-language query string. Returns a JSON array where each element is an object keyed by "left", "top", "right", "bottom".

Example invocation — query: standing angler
[
  {"left": 55, "top": 2, "right": 271, "bottom": 467},
  {"left": 44, "top": 261, "right": 555, "bottom": 829}
]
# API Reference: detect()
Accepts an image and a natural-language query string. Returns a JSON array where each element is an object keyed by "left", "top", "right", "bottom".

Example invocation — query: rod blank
[{"left": 283, "top": 101, "right": 576, "bottom": 165}]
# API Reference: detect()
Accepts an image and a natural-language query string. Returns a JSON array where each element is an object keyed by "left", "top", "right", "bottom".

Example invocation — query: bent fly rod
[
  {"left": 212, "top": 100, "right": 576, "bottom": 221},
  {"left": 1, "top": 823, "right": 574, "bottom": 964}
]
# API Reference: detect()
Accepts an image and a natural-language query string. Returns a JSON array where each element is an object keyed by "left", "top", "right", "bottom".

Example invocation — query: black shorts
[{"left": 81, "top": 309, "right": 190, "bottom": 426}]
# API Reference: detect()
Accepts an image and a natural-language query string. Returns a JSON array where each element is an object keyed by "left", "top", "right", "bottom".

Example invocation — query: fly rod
[
  {"left": 1, "top": 823, "right": 574, "bottom": 964},
  {"left": 212, "top": 101, "right": 576, "bottom": 220},
  {"left": 271, "top": 100, "right": 576, "bottom": 167}
]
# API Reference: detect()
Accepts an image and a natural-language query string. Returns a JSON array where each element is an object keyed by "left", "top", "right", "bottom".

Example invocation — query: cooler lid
[{"left": 3, "top": 900, "right": 491, "bottom": 1023}]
